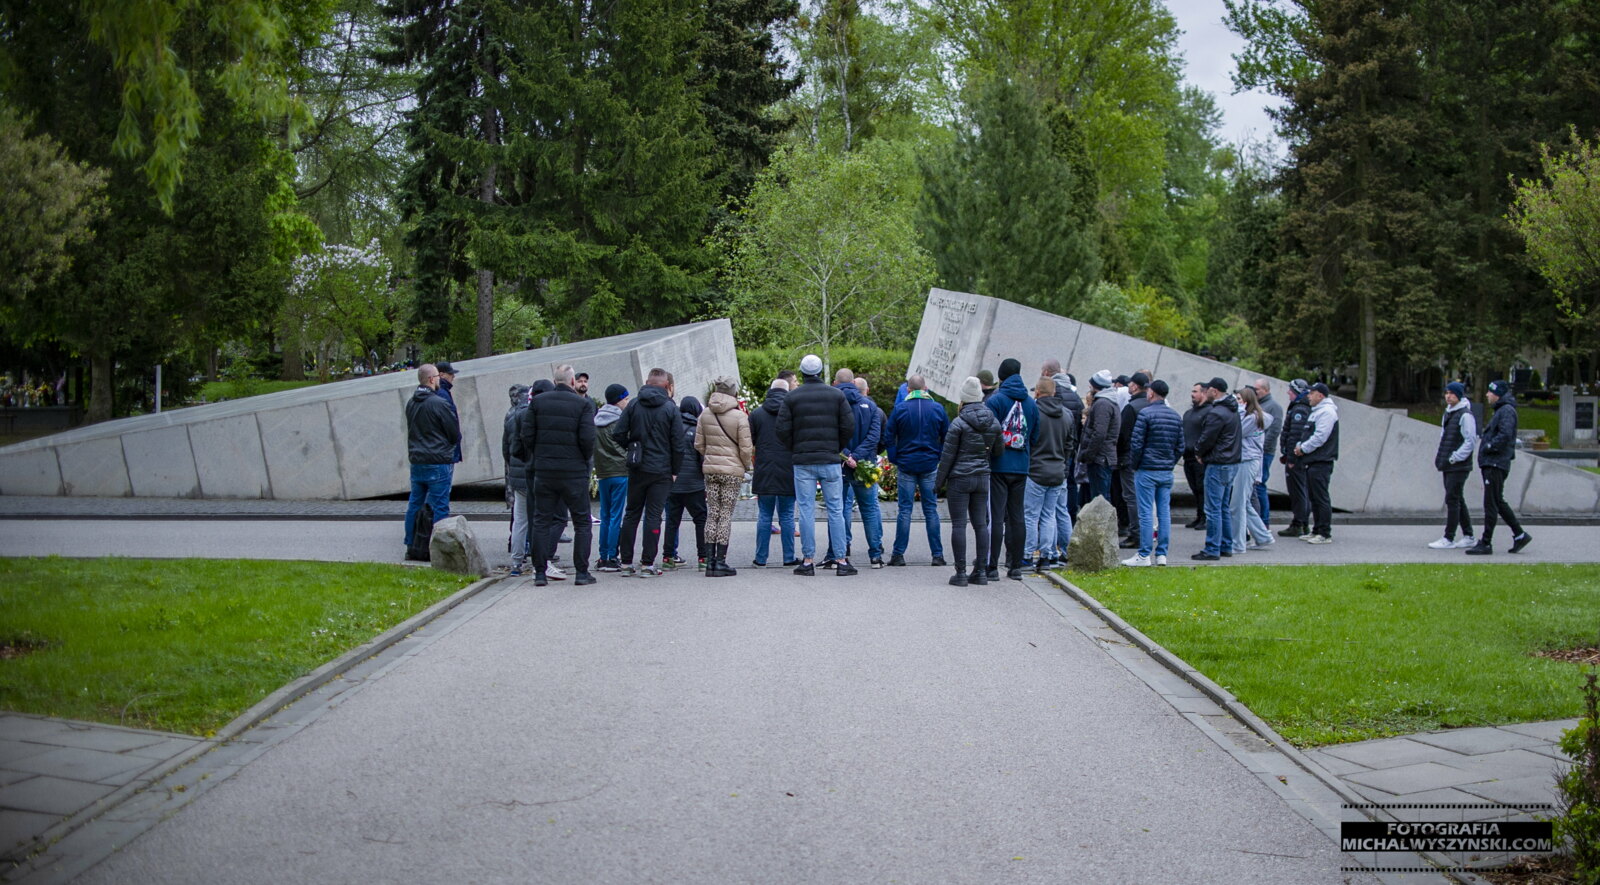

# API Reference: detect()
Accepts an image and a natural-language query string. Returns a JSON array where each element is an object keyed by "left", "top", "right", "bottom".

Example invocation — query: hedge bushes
[{"left": 737, "top": 347, "right": 910, "bottom": 416}]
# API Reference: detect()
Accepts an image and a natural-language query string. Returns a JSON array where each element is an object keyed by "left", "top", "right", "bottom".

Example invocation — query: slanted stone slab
[
  {"left": 445, "top": 375, "right": 495, "bottom": 484},
  {"left": 329, "top": 389, "right": 410, "bottom": 500},
  {"left": 259, "top": 403, "right": 344, "bottom": 500},
  {"left": 122, "top": 425, "right": 200, "bottom": 498},
  {"left": 0, "top": 447, "right": 62, "bottom": 496},
  {"left": 1362, "top": 410, "right": 1437, "bottom": 513},
  {"left": 189, "top": 415, "right": 270, "bottom": 498},
  {"left": 56, "top": 437, "right": 130, "bottom": 497},
  {"left": 1520, "top": 453, "right": 1600, "bottom": 513}
]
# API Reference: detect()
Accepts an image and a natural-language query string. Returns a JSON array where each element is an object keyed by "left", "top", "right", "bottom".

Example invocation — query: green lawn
[
  {"left": 1071, "top": 564, "right": 1599, "bottom": 747},
  {"left": 1408, "top": 403, "right": 1560, "bottom": 439},
  {"left": 0, "top": 558, "right": 474, "bottom": 736}
]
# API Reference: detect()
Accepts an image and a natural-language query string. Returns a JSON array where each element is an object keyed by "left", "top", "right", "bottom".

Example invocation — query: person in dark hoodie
[
  {"left": 1079, "top": 371, "right": 1121, "bottom": 508},
  {"left": 1182, "top": 382, "right": 1209, "bottom": 531},
  {"left": 825, "top": 368, "right": 884, "bottom": 568},
  {"left": 519, "top": 380, "right": 568, "bottom": 580},
  {"left": 519, "top": 364, "right": 596, "bottom": 586},
  {"left": 592, "top": 384, "right": 631, "bottom": 572},
  {"left": 434, "top": 361, "right": 464, "bottom": 469},
  {"left": 404, "top": 363, "right": 461, "bottom": 559},
  {"left": 612, "top": 368, "right": 684, "bottom": 577},
  {"left": 1024, "top": 375, "right": 1073, "bottom": 573},
  {"left": 937, "top": 376, "right": 1002, "bottom": 587},
  {"left": 749, "top": 377, "right": 797, "bottom": 568},
  {"left": 1192, "top": 377, "right": 1242, "bottom": 560},
  {"left": 502, "top": 383, "right": 531, "bottom": 575},
  {"left": 1276, "top": 379, "right": 1314, "bottom": 538},
  {"left": 1043, "top": 362, "right": 1083, "bottom": 525},
  {"left": 984, "top": 357, "right": 1039, "bottom": 580},
  {"left": 663, "top": 396, "right": 708, "bottom": 570},
  {"left": 1115, "top": 372, "right": 1152, "bottom": 548},
  {"left": 1467, "top": 380, "right": 1532, "bottom": 556},
  {"left": 884, "top": 374, "right": 949, "bottom": 567},
  {"left": 779, "top": 354, "right": 857, "bottom": 576}
]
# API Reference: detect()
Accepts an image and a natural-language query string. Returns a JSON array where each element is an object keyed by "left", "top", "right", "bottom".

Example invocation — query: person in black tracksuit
[
  {"left": 612, "top": 374, "right": 685, "bottom": 574},
  {"left": 1276, "top": 380, "right": 1313, "bottom": 538},
  {"left": 519, "top": 367, "right": 596, "bottom": 584},
  {"left": 1467, "top": 380, "right": 1532, "bottom": 555},
  {"left": 663, "top": 397, "right": 708, "bottom": 568},
  {"left": 1116, "top": 372, "right": 1151, "bottom": 546},
  {"left": 1181, "top": 382, "right": 1208, "bottom": 530}
]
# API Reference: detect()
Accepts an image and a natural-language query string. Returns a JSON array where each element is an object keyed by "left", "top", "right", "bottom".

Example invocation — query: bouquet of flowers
[{"left": 843, "top": 452, "right": 883, "bottom": 488}]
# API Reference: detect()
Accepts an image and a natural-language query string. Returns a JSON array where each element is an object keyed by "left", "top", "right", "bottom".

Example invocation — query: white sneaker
[
  {"left": 1154, "top": 555, "right": 1168, "bottom": 566},
  {"left": 1121, "top": 554, "right": 1152, "bottom": 567},
  {"left": 1426, "top": 537, "right": 1454, "bottom": 549},
  {"left": 1452, "top": 536, "right": 1477, "bottom": 549},
  {"left": 545, "top": 563, "right": 568, "bottom": 581},
  {"left": 1304, "top": 534, "right": 1333, "bottom": 545}
]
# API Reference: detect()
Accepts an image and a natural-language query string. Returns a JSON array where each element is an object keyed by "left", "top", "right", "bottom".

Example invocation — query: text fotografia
[{"left": 1340, "top": 821, "right": 1553, "bottom": 854}]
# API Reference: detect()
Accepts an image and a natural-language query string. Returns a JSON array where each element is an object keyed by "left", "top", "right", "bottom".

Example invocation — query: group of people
[{"left": 401, "top": 353, "right": 1537, "bottom": 585}]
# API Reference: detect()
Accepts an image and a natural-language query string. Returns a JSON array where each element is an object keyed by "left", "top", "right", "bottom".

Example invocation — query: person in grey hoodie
[
  {"left": 936, "top": 376, "right": 1002, "bottom": 587},
  {"left": 502, "top": 384, "right": 531, "bottom": 573},
  {"left": 1427, "top": 381, "right": 1477, "bottom": 550},
  {"left": 592, "top": 384, "right": 631, "bottom": 571},
  {"left": 1024, "top": 375, "right": 1073, "bottom": 572}
]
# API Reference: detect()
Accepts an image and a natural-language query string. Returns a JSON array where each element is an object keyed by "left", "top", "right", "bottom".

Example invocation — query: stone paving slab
[
  {"left": 1408, "top": 727, "right": 1550, "bottom": 755},
  {"left": 4, "top": 749, "right": 158, "bottom": 786},
  {"left": 0, "top": 778, "right": 113, "bottom": 818},
  {"left": 1320, "top": 738, "right": 1454, "bottom": 770}
]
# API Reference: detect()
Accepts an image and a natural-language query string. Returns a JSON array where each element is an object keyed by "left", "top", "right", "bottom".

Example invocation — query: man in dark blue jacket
[
  {"left": 1467, "top": 380, "right": 1532, "bottom": 555},
  {"left": 403, "top": 364, "right": 461, "bottom": 559},
  {"left": 884, "top": 374, "right": 949, "bottom": 567},
  {"left": 1123, "top": 379, "right": 1183, "bottom": 567},
  {"left": 434, "top": 361, "right": 464, "bottom": 468},
  {"left": 825, "top": 368, "right": 885, "bottom": 568},
  {"left": 985, "top": 358, "right": 1039, "bottom": 580}
]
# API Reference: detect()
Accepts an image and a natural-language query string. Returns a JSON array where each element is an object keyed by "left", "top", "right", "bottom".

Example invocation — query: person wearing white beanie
[{"left": 959, "top": 376, "right": 984, "bottom": 404}]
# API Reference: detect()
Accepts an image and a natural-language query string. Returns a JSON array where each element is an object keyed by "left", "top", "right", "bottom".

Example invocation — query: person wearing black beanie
[{"left": 998, "top": 357, "right": 1022, "bottom": 380}]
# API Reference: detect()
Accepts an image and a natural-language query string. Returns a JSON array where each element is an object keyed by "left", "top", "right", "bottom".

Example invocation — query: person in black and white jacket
[{"left": 1427, "top": 382, "right": 1478, "bottom": 550}]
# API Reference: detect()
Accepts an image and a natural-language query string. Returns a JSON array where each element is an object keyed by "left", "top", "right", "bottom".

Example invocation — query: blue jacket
[
  {"left": 1128, "top": 399, "right": 1184, "bottom": 472},
  {"left": 836, "top": 382, "right": 882, "bottom": 468},
  {"left": 437, "top": 378, "right": 463, "bottom": 464},
  {"left": 1478, "top": 395, "right": 1518, "bottom": 472},
  {"left": 985, "top": 374, "right": 1039, "bottom": 475},
  {"left": 885, "top": 394, "right": 950, "bottom": 475}
]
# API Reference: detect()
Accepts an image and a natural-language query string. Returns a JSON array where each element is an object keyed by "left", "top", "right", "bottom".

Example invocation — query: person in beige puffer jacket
[{"left": 695, "top": 377, "right": 755, "bottom": 577}]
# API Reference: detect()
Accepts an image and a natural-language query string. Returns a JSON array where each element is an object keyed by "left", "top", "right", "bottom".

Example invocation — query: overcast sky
[{"left": 1166, "top": 0, "right": 1284, "bottom": 154}]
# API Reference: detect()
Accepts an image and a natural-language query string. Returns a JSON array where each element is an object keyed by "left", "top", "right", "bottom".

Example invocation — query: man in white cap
[{"left": 778, "top": 354, "right": 858, "bottom": 576}]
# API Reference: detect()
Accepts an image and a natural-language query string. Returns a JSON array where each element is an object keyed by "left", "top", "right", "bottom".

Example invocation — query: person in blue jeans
[
  {"left": 777, "top": 355, "right": 858, "bottom": 576},
  {"left": 884, "top": 374, "right": 948, "bottom": 566},
  {"left": 1023, "top": 376, "right": 1072, "bottom": 570},
  {"left": 403, "top": 364, "right": 461, "bottom": 557},
  {"left": 1123, "top": 380, "right": 1183, "bottom": 566},
  {"left": 1252, "top": 378, "right": 1284, "bottom": 523},
  {"left": 749, "top": 377, "right": 797, "bottom": 567},
  {"left": 826, "top": 369, "right": 884, "bottom": 567},
  {"left": 591, "top": 384, "right": 631, "bottom": 570},
  {"left": 1191, "top": 378, "right": 1242, "bottom": 560}
]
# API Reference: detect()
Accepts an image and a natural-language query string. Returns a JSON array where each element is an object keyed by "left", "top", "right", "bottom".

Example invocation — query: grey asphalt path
[
  {"left": 68, "top": 536, "right": 1369, "bottom": 884},
  {"left": 3, "top": 516, "right": 1599, "bottom": 567}
]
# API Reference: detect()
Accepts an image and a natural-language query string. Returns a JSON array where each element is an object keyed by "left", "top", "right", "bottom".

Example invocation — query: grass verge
[
  {"left": 1070, "top": 563, "right": 1599, "bottom": 747},
  {"left": 0, "top": 557, "right": 475, "bottom": 736}
]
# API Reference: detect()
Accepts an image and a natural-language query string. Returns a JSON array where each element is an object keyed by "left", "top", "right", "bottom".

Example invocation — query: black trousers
[
  {"left": 619, "top": 471, "right": 672, "bottom": 566},
  {"left": 987, "top": 472, "right": 1026, "bottom": 570},
  {"left": 1283, "top": 460, "right": 1310, "bottom": 527},
  {"left": 947, "top": 473, "right": 991, "bottom": 571},
  {"left": 532, "top": 475, "right": 591, "bottom": 575},
  {"left": 1305, "top": 461, "right": 1333, "bottom": 537},
  {"left": 1442, "top": 469, "right": 1473, "bottom": 541},
  {"left": 1117, "top": 464, "right": 1136, "bottom": 535},
  {"left": 1480, "top": 466, "right": 1523, "bottom": 542},
  {"left": 664, "top": 489, "right": 708, "bottom": 560},
  {"left": 1183, "top": 454, "right": 1206, "bottom": 521},
  {"left": 515, "top": 483, "right": 566, "bottom": 559}
]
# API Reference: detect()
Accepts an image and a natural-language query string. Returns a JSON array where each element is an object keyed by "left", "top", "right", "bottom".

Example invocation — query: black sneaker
[
  {"left": 1186, "top": 517, "right": 1207, "bottom": 530},
  {"left": 1465, "top": 542, "right": 1493, "bottom": 556},
  {"left": 835, "top": 561, "right": 859, "bottom": 576},
  {"left": 573, "top": 573, "right": 596, "bottom": 586},
  {"left": 1190, "top": 552, "right": 1220, "bottom": 561},
  {"left": 984, "top": 567, "right": 1000, "bottom": 581},
  {"left": 930, "top": 556, "right": 947, "bottom": 567},
  {"left": 793, "top": 562, "right": 816, "bottom": 576},
  {"left": 534, "top": 574, "right": 549, "bottom": 586},
  {"left": 888, "top": 554, "right": 906, "bottom": 567},
  {"left": 782, "top": 559, "right": 801, "bottom": 568},
  {"left": 948, "top": 571, "right": 968, "bottom": 587},
  {"left": 820, "top": 559, "right": 838, "bottom": 570},
  {"left": 1278, "top": 524, "right": 1308, "bottom": 538},
  {"left": 969, "top": 570, "right": 989, "bottom": 586},
  {"left": 1510, "top": 532, "right": 1533, "bottom": 554},
  {"left": 1118, "top": 536, "right": 1140, "bottom": 549},
  {"left": 597, "top": 559, "right": 621, "bottom": 573},
  {"left": 1220, "top": 550, "right": 1232, "bottom": 557},
  {"left": 750, "top": 560, "right": 767, "bottom": 568},
  {"left": 1007, "top": 567, "right": 1023, "bottom": 580},
  {"left": 870, "top": 558, "right": 885, "bottom": 569}
]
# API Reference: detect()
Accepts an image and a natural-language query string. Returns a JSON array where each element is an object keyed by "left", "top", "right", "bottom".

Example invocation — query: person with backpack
[
  {"left": 1024, "top": 375, "right": 1073, "bottom": 573},
  {"left": 404, "top": 363, "right": 461, "bottom": 561},
  {"left": 984, "top": 358, "right": 1038, "bottom": 580},
  {"left": 663, "top": 397, "right": 709, "bottom": 571},
  {"left": 612, "top": 368, "right": 685, "bottom": 577},
  {"left": 937, "top": 376, "right": 1002, "bottom": 587}
]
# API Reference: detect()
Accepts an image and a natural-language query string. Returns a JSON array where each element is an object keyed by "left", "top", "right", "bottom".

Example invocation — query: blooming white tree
[{"left": 279, "top": 240, "right": 404, "bottom": 379}]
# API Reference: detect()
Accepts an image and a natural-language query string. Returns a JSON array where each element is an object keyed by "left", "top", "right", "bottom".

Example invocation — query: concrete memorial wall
[
  {"left": 909, "top": 289, "right": 1600, "bottom": 514},
  {"left": 0, "top": 320, "right": 738, "bottom": 500}
]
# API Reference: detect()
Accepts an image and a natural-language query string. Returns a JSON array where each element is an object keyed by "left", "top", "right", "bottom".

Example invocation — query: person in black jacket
[
  {"left": 663, "top": 396, "right": 708, "bottom": 570},
  {"left": 1191, "top": 377, "right": 1241, "bottom": 561},
  {"left": 1276, "top": 380, "right": 1313, "bottom": 538},
  {"left": 503, "top": 384, "right": 530, "bottom": 574},
  {"left": 1181, "top": 383, "right": 1208, "bottom": 530},
  {"left": 403, "top": 363, "right": 461, "bottom": 559},
  {"left": 520, "top": 365, "right": 597, "bottom": 586},
  {"left": 778, "top": 354, "right": 856, "bottom": 576},
  {"left": 1467, "top": 380, "right": 1532, "bottom": 555},
  {"left": 1115, "top": 372, "right": 1151, "bottom": 547},
  {"left": 749, "top": 377, "right": 797, "bottom": 567},
  {"left": 936, "top": 376, "right": 1002, "bottom": 586},
  {"left": 612, "top": 368, "right": 685, "bottom": 577},
  {"left": 1428, "top": 381, "right": 1478, "bottom": 550}
]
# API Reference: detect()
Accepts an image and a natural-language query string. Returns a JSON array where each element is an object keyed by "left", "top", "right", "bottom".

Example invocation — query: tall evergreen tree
[{"left": 698, "top": 0, "right": 802, "bottom": 205}]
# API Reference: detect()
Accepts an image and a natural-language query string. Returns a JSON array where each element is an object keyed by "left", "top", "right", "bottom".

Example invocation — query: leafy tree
[
  {"left": 919, "top": 75, "right": 1100, "bottom": 317},
  {"left": 716, "top": 141, "right": 934, "bottom": 371},
  {"left": 0, "top": 105, "right": 107, "bottom": 306},
  {"left": 279, "top": 240, "right": 406, "bottom": 379},
  {"left": 1508, "top": 130, "right": 1600, "bottom": 361}
]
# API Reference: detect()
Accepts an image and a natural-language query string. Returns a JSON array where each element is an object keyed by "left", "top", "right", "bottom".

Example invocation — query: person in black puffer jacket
[
  {"left": 1276, "top": 379, "right": 1314, "bottom": 537},
  {"left": 663, "top": 396, "right": 708, "bottom": 568},
  {"left": 937, "top": 376, "right": 1002, "bottom": 587},
  {"left": 749, "top": 378, "right": 796, "bottom": 567},
  {"left": 1078, "top": 371, "right": 1121, "bottom": 505},
  {"left": 1468, "top": 380, "right": 1531, "bottom": 555},
  {"left": 519, "top": 365, "right": 596, "bottom": 582},
  {"left": 778, "top": 355, "right": 856, "bottom": 575},
  {"left": 1192, "top": 378, "right": 1241, "bottom": 559},
  {"left": 1430, "top": 381, "right": 1477, "bottom": 549},
  {"left": 612, "top": 369, "right": 685, "bottom": 573},
  {"left": 404, "top": 363, "right": 461, "bottom": 557}
]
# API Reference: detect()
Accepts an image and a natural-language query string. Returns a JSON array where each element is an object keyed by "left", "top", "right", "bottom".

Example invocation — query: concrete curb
[
  {"left": 1041, "top": 570, "right": 1483, "bottom": 884},
  {"left": 7, "top": 572, "right": 506, "bottom": 869}
]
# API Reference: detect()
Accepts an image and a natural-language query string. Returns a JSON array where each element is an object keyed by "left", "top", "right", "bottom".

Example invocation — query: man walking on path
[
  {"left": 1181, "top": 382, "right": 1207, "bottom": 530},
  {"left": 885, "top": 374, "right": 948, "bottom": 567},
  {"left": 1468, "top": 380, "right": 1533, "bottom": 556},
  {"left": 985, "top": 358, "right": 1038, "bottom": 580},
  {"left": 779, "top": 355, "right": 857, "bottom": 576},
  {"left": 1293, "top": 382, "right": 1339, "bottom": 545},
  {"left": 592, "top": 384, "right": 631, "bottom": 572},
  {"left": 749, "top": 377, "right": 797, "bottom": 568},
  {"left": 612, "top": 368, "right": 684, "bottom": 577},
  {"left": 520, "top": 365, "right": 597, "bottom": 586},
  {"left": 1116, "top": 372, "right": 1151, "bottom": 548},
  {"left": 1277, "top": 379, "right": 1313, "bottom": 538},
  {"left": 403, "top": 363, "right": 460, "bottom": 559},
  {"left": 1252, "top": 378, "right": 1284, "bottom": 523},
  {"left": 1079, "top": 371, "right": 1120, "bottom": 510},
  {"left": 1123, "top": 380, "right": 1183, "bottom": 567},
  {"left": 1191, "top": 378, "right": 1241, "bottom": 561},
  {"left": 1428, "top": 381, "right": 1478, "bottom": 550}
]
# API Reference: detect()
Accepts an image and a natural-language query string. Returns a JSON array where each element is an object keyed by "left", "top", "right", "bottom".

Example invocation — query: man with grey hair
[
  {"left": 403, "top": 363, "right": 461, "bottom": 560},
  {"left": 1252, "top": 378, "right": 1284, "bottom": 523},
  {"left": 520, "top": 364, "right": 597, "bottom": 585}
]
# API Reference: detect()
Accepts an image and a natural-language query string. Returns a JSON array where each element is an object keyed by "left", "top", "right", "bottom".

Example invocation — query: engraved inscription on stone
[{"left": 913, "top": 293, "right": 979, "bottom": 391}]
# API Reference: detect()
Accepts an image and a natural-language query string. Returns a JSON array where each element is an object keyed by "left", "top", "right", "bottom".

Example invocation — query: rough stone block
[
  {"left": 188, "top": 416, "right": 270, "bottom": 499},
  {"left": 122, "top": 426, "right": 200, "bottom": 498},
  {"left": 1519, "top": 455, "right": 1600, "bottom": 514},
  {"left": 1361, "top": 412, "right": 1442, "bottom": 513},
  {"left": 1066, "top": 496, "right": 1119, "bottom": 572},
  {"left": 0, "top": 448, "right": 62, "bottom": 496},
  {"left": 635, "top": 322, "right": 743, "bottom": 413},
  {"left": 258, "top": 403, "right": 344, "bottom": 499},
  {"left": 329, "top": 389, "right": 410, "bottom": 499},
  {"left": 429, "top": 516, "right": 488, "bottom": 577},
  {"left": 56, "top": 437, "right": 130, "bottom": 497}
]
